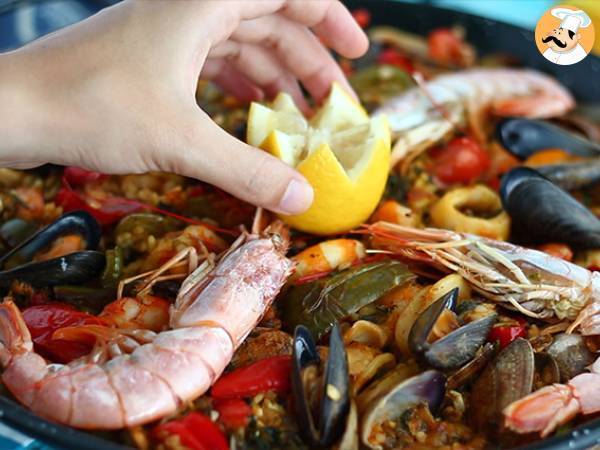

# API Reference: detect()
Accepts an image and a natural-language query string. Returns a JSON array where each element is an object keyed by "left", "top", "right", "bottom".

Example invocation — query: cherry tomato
[
  {"left": 153, "top": 412, "right": 229, "bottom": 450},
  {"left": 427, "top": 28, "right": 466, "bottom": 66},
  {"left": 488, "top": 319, "right": 527, "bottom": 349},
  {"left": 430, "top": 137, "right": 490, "bottom": 184},
  {"left": 352, "top": 8, "right": 371, "bottom": 28},
  {"left": 211, "top": 355, "right": 292, "bottom": 399},
  {"left": 377, "top": 49, "right": 414, "bottom": 73},
  {"left": 214, "top": 398, "right": 252, "bottom": 429},
  {"left": 22, "top": 303, "right": 106, "bottom": 363},
  {"left": 538, "top": 243, "right": 573, "bottom": 262}
]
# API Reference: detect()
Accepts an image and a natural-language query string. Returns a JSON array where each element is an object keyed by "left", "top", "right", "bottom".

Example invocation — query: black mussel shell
[
  {"left": 500, "top": 167, "right": 600, "bottom": 247},
  {"left": 497, "top": 118, "right": 600, "bottom": 160},
  {"left": 292, "top": 324, "right": 350, "bottom": 448},
  {"left": 424, "top": 314, "right": 496, "bottom": 370},
  {"left": 0, "top": 219, "right": 37, "bottom": 250},
  {"left": 0, "top": 211, "right": 101, "bottom": 270},
  {"left": 408, "top": 288, "right": 458, "bottom": 356},
  {"left": 0, "top": 251, "right": 105, "bottom": 288}
]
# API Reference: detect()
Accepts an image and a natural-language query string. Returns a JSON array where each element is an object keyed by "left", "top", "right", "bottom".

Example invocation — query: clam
[
  {"left": 360, "top": 370, "right": 446, "bottom": 450},
  {"left": 546, "top": 333, "right": 595, "bottom": 382},
  {"left": 533, "top": 353, "right": 560, "bottom": 390},
  {"left": 408, "top": 288, "right": 496, "bottom": 370},
  {"left": 0, "top": 211, "right": 104, "bottom": 288},
  {"left": 470, "top": 338, "right": 534, "bottom": 431},
  {"left": 292, "top": 324, "right": 350, "bottom": 448},
  {"left": 497, "top": 118, "right": 600, "bottom": 160},
  {"left": 500, "top": 167, "right": 600, "bottom": 247},
  {"left": 447, "top": 342, "right": 497, "bottom": 390}
]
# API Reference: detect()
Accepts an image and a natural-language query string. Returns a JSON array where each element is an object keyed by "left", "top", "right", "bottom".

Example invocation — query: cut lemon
[{"left": 247, "top": 83, "right": 391, "bottom": 235}]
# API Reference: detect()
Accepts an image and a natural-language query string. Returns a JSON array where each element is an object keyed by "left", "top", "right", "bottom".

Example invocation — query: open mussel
[
  {"left": 500, "top": 167, "right": 600, "bottom": 247},
  {"left": 292, "top": 323, "right": 350, "bottom": 448},
  {"left": 408, "top": 288, "right": 496, "bottom": 370},
  {"left": 0, "top": 211, "right": 104, "bottom": 288},
  {"left": 361, "top": 370, "right": 446, "bottom": 450},
  {"left": 497, "top": 118, "right": 600, "bottom": 160}
]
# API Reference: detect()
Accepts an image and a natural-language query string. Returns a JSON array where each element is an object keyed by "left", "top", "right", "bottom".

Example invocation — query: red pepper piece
[
  {"left": 211, "top": 355, "right": 292, "bottom": 399},
  {"left": 154, "top": 412, "right": 229, "bottom": 450},
  {"left": 214, "top": 398, "right": 253, "bottom": 429},
  {"left": 23, "top": 303, "right": 106, "bottom": 363},
  {"left": 488, "top": 319, "right": 527, "bottom": 349},
  {"left": 427, "top": 28, "right": 469, "bottom": 66},
  {"left": 63, "top": 167, "right": 108, "bottom": 186}
]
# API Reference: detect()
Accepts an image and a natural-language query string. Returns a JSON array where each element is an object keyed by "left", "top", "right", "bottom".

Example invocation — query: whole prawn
[
  {"left": 365, "top": 221, "right": 600, "bottom": 436},
  {"left": 375, "top": 68, "right": 574, "bottom": 167},
  {"left": 0, "top": 221, "right": 293, "bottom": 429}
]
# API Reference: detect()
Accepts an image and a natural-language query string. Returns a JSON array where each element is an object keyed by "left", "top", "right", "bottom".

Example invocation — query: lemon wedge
[{"left": 247, "top": 83, "right": 391, "bottom": 235}]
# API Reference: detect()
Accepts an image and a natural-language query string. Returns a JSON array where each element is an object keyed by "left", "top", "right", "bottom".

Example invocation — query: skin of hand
[{"left": 0, "top": 0, "right": 368, "bottom": 214}]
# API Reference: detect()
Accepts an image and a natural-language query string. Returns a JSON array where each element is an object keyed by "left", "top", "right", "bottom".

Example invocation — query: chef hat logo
[{"left": 535, "top": 4, "right": 595, "bottom": 66}]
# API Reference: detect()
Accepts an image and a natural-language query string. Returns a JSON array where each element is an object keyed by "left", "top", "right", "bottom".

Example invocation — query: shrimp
[
  {"left": 0, "top": 221, "right": 293, "bottom": 429},
  {"left": 375, "top": 68, "right": 575, "bottom": 168},
  {"left": 504, "top": 358, "right": 600, "bottom": 436},
  {"left": 364, "top": 221, "right": 600, "bottom": 331},
  {"left": 292, "top": 238, "right": 365, "bottom": 280}
]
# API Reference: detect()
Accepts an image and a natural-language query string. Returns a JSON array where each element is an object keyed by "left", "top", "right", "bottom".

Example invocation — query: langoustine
[
  {"left": 375, "top": 68, "right": 575, "bottom": 167},
  {"left": 0, "top": 221, "right": 293, "bottom": 429}
]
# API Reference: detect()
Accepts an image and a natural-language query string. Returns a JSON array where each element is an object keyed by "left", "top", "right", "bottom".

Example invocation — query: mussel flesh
[
  {"left": 500, "top": 167, "right": 600, "bottom": 247},
  {"left": 0, "top": 211, "right": 104, "bottom": 288},
  {"left": 360, "top": 370, "right": 446, "bottom": 450},
  {"left": 292, "top": 323, "right": 350, "bottom": 448},
  {"left": 408, "top": 288, "right": 496, "bottom": 370},
  {"left": 497, "top": 118, "right": 600, "bottom": 160}
]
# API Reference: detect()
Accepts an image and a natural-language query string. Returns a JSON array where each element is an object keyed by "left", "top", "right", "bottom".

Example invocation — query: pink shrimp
[
  {"left": 375, "top": 68, "right": 574, "bottom": 167},
  {"left": 504, "top": 358, "right": 600, "bottom": 436},
  {"left": 0, "top": 221, "right": 293, "bottom": 429}
]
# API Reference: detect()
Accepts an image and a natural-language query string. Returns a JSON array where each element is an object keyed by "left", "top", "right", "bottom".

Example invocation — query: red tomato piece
[
  {"left": 23, "top": 303, "right": 106, "bottom": 363},
  {"left": 377, "top": 49, "right": 414, "bottom": 73},
  {"left": 214, "top": 398, "right": 252, "bottom": 429},
  {"left": 427, "top": 28, "right": 465, "bottom": 66},
  {"left": 211, "top": 355, "right": 292, "bottom": 399},
  {"left": 352, "top": 8, "right": 371, "bottom": 28},
  {"left": 430, "top": 137, "right": 490, "bottom": 184},
  {"left": 154, "top": 413, "right": 229, "bottom": 450},
  {"left": 488, "top": 320, "right": 527, "bottom": 349}
]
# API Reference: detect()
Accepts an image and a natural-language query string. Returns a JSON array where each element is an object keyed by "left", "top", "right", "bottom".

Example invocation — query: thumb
[{"left": 162, "top": 110, "right": 313, "bottom": 215}]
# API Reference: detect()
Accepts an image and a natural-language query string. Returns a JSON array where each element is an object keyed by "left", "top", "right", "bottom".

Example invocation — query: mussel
[
  {"left": 497, "top": 118, "right": 600, "bottom": 160},
  {"left": 0, "top": 219, "right": 37, "bottom": 252},
  {"left": 408, "top": 288, "right": 496, "bottom": 370},
  {"left": 292, "top": 323, "right": 350, "bottom": 448},
  {"left": 0, "top": 211, "right": 105, "bottom": 288},
  {"left": 360, "top": 370, "right": 446, "bottom": 450},
  {"left": 500, "top": 167, "right": 600, "bottom": 247},
  {"left": 533, "top": 159, "right": 600, "bottom": 190}
]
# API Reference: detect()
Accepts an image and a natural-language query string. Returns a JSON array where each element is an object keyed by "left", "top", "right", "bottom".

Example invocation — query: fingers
[
  {"left": 201, "top": 59, "right": 264, "bottom": 102},
  {"left": 206, "top": 41, "right": 309, "bottom": 110},
  {"left": 230, "top": 14, "right": 355, "bottom": 101},
  {"left": 157, "top": 108, "right": 313, "bottom": 214}
]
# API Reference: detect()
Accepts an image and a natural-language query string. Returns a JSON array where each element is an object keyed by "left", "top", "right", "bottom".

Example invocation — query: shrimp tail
[{"left": 0, "top": 299, "right": 32, "bottom": 365}]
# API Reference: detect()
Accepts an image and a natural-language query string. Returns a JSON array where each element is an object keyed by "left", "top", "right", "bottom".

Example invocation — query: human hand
[{"left": 0, "top": 0, "right": 368, "bottom": 214}]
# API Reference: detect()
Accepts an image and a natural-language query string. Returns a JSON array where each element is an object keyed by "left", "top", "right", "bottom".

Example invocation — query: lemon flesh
[{"left": 247, "top": 83, "right": 391, "bottom": 235}]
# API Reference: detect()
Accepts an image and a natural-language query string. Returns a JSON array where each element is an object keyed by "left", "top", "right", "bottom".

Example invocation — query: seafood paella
[{"left": 1, "top": 9, "right": 600, "bottom": 450}]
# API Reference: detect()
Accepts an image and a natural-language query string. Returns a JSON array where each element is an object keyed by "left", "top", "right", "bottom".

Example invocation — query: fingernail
[{"left": 276, "top": 179, "right": 314, "bottom": 215}]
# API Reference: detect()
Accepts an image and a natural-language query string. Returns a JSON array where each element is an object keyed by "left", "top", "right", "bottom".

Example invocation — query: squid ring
[{"left": 429, "top": 185, "right": 510, "bottom": 240}]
